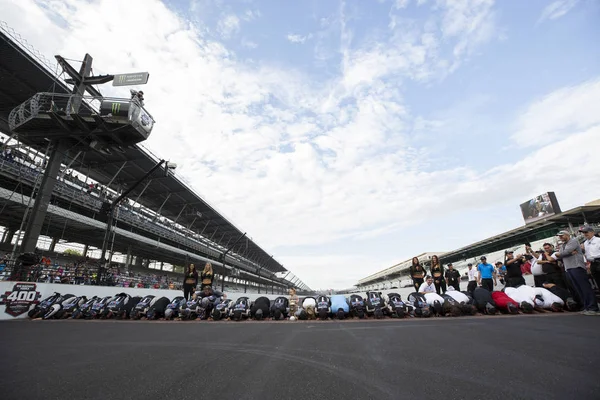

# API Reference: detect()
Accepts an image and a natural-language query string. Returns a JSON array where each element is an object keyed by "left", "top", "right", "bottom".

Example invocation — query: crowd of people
[{"left": 408, "top": 226, "right": 600, "bottom": 316}]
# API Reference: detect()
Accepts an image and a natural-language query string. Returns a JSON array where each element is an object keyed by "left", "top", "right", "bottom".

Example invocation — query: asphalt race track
[{"left": 1, "top": 314, "right": 599, "bottom": 400}]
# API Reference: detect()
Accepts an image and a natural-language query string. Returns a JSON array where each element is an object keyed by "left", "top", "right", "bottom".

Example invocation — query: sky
[{"left": 2, "top": 0, "right": 600, "bottom": 289}]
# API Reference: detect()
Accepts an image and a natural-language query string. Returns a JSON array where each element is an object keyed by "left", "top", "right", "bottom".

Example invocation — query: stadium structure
[{"left": 0, "top": 21, "right": 310, "bottom": 294}]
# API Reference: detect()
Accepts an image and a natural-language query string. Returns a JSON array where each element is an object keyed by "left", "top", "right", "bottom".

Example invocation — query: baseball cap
[
  {"left": 556, "top": 230, "right": 571, "bottom": 236},
  {"left": 579, "top": 226, "right": 595, "bottom": 233},
  {"left": 480, "top": 256, "right": 486, "bottom": 260},
  {"left": 467, "top": 263, "right": 472, "bottom": 266}
]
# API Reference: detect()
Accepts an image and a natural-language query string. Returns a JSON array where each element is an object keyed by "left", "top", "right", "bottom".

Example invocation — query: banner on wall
[{"left": 0, "top": 282, "right": 42, "bottom": 317}]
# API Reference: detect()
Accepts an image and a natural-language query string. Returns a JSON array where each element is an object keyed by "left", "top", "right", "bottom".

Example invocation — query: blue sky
[{"left": 2, "top": 0, "right": 600, "bottom": 288}]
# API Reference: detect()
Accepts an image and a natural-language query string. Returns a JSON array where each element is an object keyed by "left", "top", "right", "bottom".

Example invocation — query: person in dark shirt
[
  {"left": 200, "top": 262, "right": 214, "bottom": 290},
  {"left": 409, "top": 257, "right": 426, "bottom": 292},
  {"left": 430, "top": 255, "right": 446, "bottom": 294},
  {"left": 538, "top": 243, "right": 567, "bottom": 289},
  {"left": 251, "top": 296, "right": 271, "bottom": 320},
  {"left": 504, "top": 251, "right": 526, "bottom": 288},
  {"left": 183, "top": 264, "right": 198, "bottom": 301},
  {"left": 445, "top": 263, "right": 461, "bottom": 291},
  {"left": 472, "top": 287, "right": 497, "bottom": 315}
]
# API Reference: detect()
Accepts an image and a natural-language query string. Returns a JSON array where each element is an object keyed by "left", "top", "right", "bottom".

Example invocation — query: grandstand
[{"left": 0, "top": 22, "right": 310, "bottom": 294}]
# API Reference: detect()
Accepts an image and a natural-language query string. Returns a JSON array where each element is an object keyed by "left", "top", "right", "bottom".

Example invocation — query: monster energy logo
[{"left": 111, "top": 103, "right": 122, "bottom": 114}]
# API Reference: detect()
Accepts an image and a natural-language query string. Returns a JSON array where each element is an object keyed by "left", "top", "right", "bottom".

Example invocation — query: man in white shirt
[
  {"left": 418, "top": 276, "right": 436, "bottom": 294},
  {"left": 504, "top": 286, "right": 535, "bottom": 308},
  {"left": 532, "top": 286, "right": 564, "bottom": 311},
  {"left": 580, "top": 226, "right": 600, "bottom": 289},
  {"left": 466, "top": 263, "right": 478, "bottom": 294}
]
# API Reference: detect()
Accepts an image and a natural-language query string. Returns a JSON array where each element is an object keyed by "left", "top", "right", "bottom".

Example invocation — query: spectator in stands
[
  {"left": 410, "top": 257, "right": 426, "bottom": 292},
  {"left": 200, "top": 262, "right": 214, "bottom": 290},
  {"left": 580, "top": 226, "right": 600, "bottom": 289},
  {"left": 467, "top": 263, "right": 478, "bottom": 294},
  {"left": 183, "top": 264, "right": 198, "bottom": 301},
  {"left": 537, "top": 243, "right": 567, "bottom": 289},
  {"left": 477, "top": 256, "right": 496, "bottom": 292},
  {"left": 554, "top": 230, "right": 599, "bottom": 315},
  {"left": 430, "top": 255, "right": 446, "bottom": 294},
  {"left": 504, "top": 251, "right": 526, "bottom": 287},
  {"left": 445, "top": 263, "right": 461, "bottom": 291}
]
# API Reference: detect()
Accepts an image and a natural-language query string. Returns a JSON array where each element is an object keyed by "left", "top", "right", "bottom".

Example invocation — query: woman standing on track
[
  {"left": 183, "top": 264, "right": 198, "bottom": 301},
  {"left": 200, "top": 262, "right": 214, "bottom": 290},
  {"left": 410, "top": 257, "right": 426, "bottom": 292},
  {"left": 430, "top": 255, "right": 446, "bottom": 294}
]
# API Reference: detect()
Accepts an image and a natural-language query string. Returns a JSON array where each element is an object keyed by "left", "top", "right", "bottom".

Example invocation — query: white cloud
[
  {"left": 241, "top": 38, "right": 258, "bottom": 49},
  {"left": 511, "top": 78, "right": 600, "bottom": 147},
  {"left": 217, "top": 14, "right": 240, "bottom": 38},
  {"left": 2, "top": 0, "right": 599, "bottom": 289},
  {"left": 286, "top": 33, "right": 313, "bottom": 44},
  {"left": 538, "top": 0, "right": 579, "bottom": 23}
]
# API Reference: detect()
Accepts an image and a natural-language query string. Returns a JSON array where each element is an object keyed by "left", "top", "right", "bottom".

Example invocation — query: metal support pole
[
  {"left": 105, "top": 161, "right": 128, "bottom": 189},
  {"left": 133, "top": 179, "right": 152, "bottom": 205},
  {"left": 173, "top": 204, "right": 188, "bottom": 225},
  {"left": 200, "top": 220, "right": 210, "bottom": 235},
  {"left": 153, "top": 193, "right": 172, "bottom": 220},
  {"left": 220, "top": 232, "right": 246, "bottom": 292},
  {"left": 20, "top": 140, "right": 67, "bottom": 254},
  {"left": 97, "top": 159, "right": 165, "bottom": 284}
]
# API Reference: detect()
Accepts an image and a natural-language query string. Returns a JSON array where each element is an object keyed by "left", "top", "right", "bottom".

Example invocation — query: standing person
[
  {"left": 504, "top": 251, "right": 526, "bottom": 288},
  {"left": 538, "top": 243, "right": 567, "bottom": 289},
  {"left": 476, "top": 256, "right": 496, "bottom": 292},
  {"left": 418, "top": 276, "right": 436, "bottom": 294},
  {"left": 445, "top": 263, "right": 461, "bottom": 291},
  {"left": 554, "top": 230, "right": 599, "bottom": 315},
  {"left": 531, "top": 251, "right": 546, "bottom": 287},
  {"left": 495, "top": 262, "right": 507, "bottom": 286},
  {"left": 467, "top": 263, "right": 478, "bottom": 294},
  {"left": 200, "top": 262, "right": 214, "bottom": 290},
  {"left": 430, "top": 255, "right": 446, "bottom": 294},
  {"left": 183, "top": 264, "right": 198, "bottom": 301},
  {"left": 410, "top": 257, "right": 426, "bottom": 292},
  {"left": 580, "top": 226, "right": 600, "bottom": 289}
]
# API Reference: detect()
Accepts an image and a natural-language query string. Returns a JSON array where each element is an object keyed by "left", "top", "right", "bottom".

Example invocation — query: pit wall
[{"left": 0, "top": 281, "right": 282, "bottom": 320}]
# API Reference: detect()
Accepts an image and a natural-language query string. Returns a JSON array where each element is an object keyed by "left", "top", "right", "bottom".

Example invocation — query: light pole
[{"left": 96, "top": 159, "right": 176, "bottom": 284}]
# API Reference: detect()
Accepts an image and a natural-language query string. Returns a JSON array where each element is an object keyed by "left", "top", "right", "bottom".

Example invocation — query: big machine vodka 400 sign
[{"left": 0, "top": 282, "right": 42, "bottom": 317}]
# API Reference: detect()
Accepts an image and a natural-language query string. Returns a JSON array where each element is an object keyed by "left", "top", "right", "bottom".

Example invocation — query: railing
[{"left": 8, "top": 92, "right": 155, "bottom": 132}]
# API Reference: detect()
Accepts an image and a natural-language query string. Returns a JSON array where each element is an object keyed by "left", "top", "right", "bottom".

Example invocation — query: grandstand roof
[
  {"left": 356, "top": 204, "right": 600, "bottom": 286},
  {"left": 438, "top": 205, "right": 600, "bottom": 264},
  {"left": 0, "top": 24, "right": 293, "bottom": 279}
]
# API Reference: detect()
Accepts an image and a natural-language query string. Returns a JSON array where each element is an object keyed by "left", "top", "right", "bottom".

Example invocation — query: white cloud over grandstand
[{"left": 2, "top": 0, "right": 599, "bottom": 289}]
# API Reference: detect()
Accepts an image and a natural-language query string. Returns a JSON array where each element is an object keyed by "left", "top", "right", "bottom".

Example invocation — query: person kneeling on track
[
  {"left": 407, "top": 292, "right": 431, "bottom": 318},
  {"left": 439, "top": 296, "right": 463, "bottom": 317},
  {"left": 198, "top": 286, "right": 224, "bottom": 320},
  {"left": 147, "top": 297, "right": 171, "bottom": 320},
  {"left": 230, "top": 296, "right": 251, "bottom": 321},
  {"left": 316, "top": 295, "right": 331, "bottom": 320},
  {"left": 386, "top": 293, "right": 409, "bottom": 318},
  {"left": 330, "top": 294, "right": 350, "bottom": 320},
  {"left": 179, "top": 293, "right": 202, "bottom": 320},
  {"left": 164, "top": 296, "right": 185, "bottom": 320},
  {"left": 365, "top": 291, "right": 386, "bottom": 318},
  {"left": 270, "top": 296, "right": 289, "bottom": 320},
  {"left": 130, "top": 295, "right": 156, "bottom": 320},
  {"left": 543, "top": 283, "right": 578, "bottom": 311},
  {"left": 349, "top": 294, "right": 367, "bottom": 319},
  {"left": 423, "top": 292, "right": 446, "bottom": 316},
  {"left": 502, "top": 286, "right": 535, "bottom": 314},
  {"left": 491, "top": 291, "right": 520, "bottom": 314},
  {"left": 301, "top": 296, "right": 317, "bottom": 320},
  {"left": 251, "top": 296, "right": 271, "bottom": 320},
  {"left": 443, "top": 288, "right": 477, "bottom": 315},
  {"left": 532, "top": 287, "right": 565, "bottom": 312},
  {"left": 212, "top": 296, "right": 232, "bottom": 320},
  {"left": 472, "top": 287, "right": 497, "bottom": 315}
]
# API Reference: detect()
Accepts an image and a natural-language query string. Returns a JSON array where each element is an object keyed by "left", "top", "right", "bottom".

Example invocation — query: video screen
[{"left": 520, "top": 192, "right": 561, "bottom": 224}]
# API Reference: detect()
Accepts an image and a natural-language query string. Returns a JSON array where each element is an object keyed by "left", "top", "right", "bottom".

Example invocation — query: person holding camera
[
  {"left": 504, "top": 251, "right": 526, "bottom": 288},
  {"left": 537, "top": 243, "right": 567, "bottom": 289}
]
